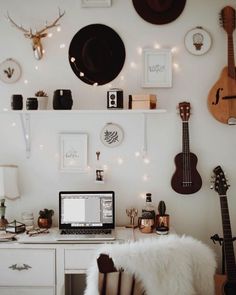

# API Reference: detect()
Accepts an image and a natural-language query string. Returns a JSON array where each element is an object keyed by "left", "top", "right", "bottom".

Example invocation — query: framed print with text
[
  {"left": 142, "top": 48, "right": 172, "bottom": 88},
  {"left": 60, "top": 133, "right": 88, "bottom": 172}
]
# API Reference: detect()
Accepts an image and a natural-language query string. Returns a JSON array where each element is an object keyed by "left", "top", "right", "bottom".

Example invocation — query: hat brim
[
  {"left": 68, "top": 24, "right": 126, "bottom": 85},
  {"left": 132, "top": 0, "right": 186, "bottom": 25}
]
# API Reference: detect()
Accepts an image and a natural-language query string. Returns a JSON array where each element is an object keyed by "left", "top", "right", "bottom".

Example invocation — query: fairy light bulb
[
  {"left": 79, "top": 72, "right": 84, "bottom": 77},
  {"left": 60, "top": 43, "right": 65, "bottom": 49},
  {"left": 57, "top": 26, "right": 61, "bottom": 32},
  {"left": 137, "top": 47, "right": 142, "bottom": 55},
  {"left": 135, "top": 151, "right": 141, "bottom": 157},
  {"left": 11, "top": 122, "right": 16, "bottom": 127},
  {"left": 48, "top": 33, "right": 53, "bottom": 38},
  {"left": 154, "top": 43, "right": 160, "bottom": 49},
  {"left": 143, "top": 174, "right": 148, "bottom": 181},
  {"left": 35, "top": 65, "right": 39, "bottom": 70},
  {"left": 71, "top": 57, "right": 75, "bottom": 62},
  {"left": 171, "top": 47, "right": 177, "bottom": 53},
  {"left": 143, "top": 157, "right": 150, "bottom": 164},
  {"left": 117, "top": 157, "right": 123, "bottom": 165},
  {"left": 24, "top": 79, "right": 28, "bottom": 84},
  {"left": 39, "top": 144, "right": 44, "bottom": 150},
  {"left": 130, "top": 62, "right": 136, "bottom": 68}
]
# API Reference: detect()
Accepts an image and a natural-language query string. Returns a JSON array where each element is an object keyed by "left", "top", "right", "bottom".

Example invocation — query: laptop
[{"left": 57, "top": 191, "right": 115, "bottom": 241}]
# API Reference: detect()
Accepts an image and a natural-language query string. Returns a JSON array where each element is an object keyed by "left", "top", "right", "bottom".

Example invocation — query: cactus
[
  {"left": 35, "top": 90, "right": 48, "bottom": 97},
  {"left": 158, "top": 201, "right": 166, "bottom": 216}
]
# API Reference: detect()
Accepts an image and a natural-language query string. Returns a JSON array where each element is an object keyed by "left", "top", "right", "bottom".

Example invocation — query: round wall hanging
[
  {"left": 100, "top": 123, "right": 124, "bottom": 147},
  {"left": 68, "top": 24, "right": 126, "bottom": 86},
  {"left": 184, "top": 27, "right": 212, "bottom": 55},
  {"left": 0, "top": 58, "right": 21, "bottom": 83}
]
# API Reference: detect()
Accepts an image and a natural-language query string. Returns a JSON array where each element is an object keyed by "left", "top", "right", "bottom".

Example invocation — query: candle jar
[
  {"left": 26, "top": 97, "right": 38, "bottom": 110},
  {"left": 11, "top": 94, "right": 23, "bottom": 110}
]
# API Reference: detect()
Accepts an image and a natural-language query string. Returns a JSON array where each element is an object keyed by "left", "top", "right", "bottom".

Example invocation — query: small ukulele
[
  {"left": 171, "top": 102, "right": 202, "bottom": 194},
  {"left": 208, "top": 6, "right": 236, "bottom": 125},
  {"left": 212, "top": 166, "right": 236, "bottom": 295}
]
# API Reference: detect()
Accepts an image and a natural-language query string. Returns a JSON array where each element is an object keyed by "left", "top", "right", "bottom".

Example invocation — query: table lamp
[{"left": 0, "top": 165, "right": 20, "bottom": 230}]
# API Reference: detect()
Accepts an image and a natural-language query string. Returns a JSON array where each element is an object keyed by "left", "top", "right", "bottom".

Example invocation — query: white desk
[{"left": 0, "top": 227, "right": 162, "bottom": 295}]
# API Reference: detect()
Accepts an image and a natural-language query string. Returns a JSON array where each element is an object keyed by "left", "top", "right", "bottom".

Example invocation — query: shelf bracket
[{"left": 20, "top": 113, "right": 31, "bottom": 158}]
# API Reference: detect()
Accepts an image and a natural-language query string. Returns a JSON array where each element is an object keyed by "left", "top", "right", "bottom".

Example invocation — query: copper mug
[{"left": 138, "top": 217, "right": 155, "bottom": 233}]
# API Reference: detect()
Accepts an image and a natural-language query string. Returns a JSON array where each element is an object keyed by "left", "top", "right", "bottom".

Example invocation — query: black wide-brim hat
[
  {"left": 132, "top": 0, "right": 186, "bottom": 25},
  {"left": 68, "top": 24, "right": 126, "bottom": 86}
]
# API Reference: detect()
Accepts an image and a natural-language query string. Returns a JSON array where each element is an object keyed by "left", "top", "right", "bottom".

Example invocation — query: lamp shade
[{"left": 0, "top": 165, "right": 20, "bottom": 200}]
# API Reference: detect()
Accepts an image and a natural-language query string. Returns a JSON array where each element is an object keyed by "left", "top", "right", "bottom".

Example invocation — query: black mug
[
  {"left": 11, "top": 94, "right": 23, "bottom": 110},
  {"left": 53, "top": 89, "right": 73, "bottom": 110}
]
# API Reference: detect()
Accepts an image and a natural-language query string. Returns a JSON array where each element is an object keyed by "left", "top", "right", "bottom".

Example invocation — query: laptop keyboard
[{"left": 61, "top": 229, "right": 112, "bottom": 235}]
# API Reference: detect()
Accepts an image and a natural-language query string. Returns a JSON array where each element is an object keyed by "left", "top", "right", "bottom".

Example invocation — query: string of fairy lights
[{"left": 4, "top": 29, "right": 180, "bottom": 185}]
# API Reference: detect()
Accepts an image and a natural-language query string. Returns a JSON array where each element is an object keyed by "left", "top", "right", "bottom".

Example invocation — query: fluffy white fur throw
[{"left": 84, "top": 234, "right": 216, "bottom": 295}]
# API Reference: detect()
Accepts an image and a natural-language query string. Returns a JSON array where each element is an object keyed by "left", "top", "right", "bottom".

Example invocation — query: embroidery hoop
[
  {"left": 184, "top": 27, "right": 212, "bottom": 56},
  {"left": 100, "top": 123, "right": 124, "bottom": 147},
  {"left": 0, "top": 58, "right": 21, "bottom": 83}
]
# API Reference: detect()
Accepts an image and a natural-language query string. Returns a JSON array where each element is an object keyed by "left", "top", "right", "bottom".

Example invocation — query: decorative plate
[
  {"left": 184, "top": 27, "right": 212, "bottom": 55},
  {"left": 100, "top": 123, "right": 124, "bottom": 147},
  {"left": 0, "top": 58, "right": 21, "bottom": 83}
]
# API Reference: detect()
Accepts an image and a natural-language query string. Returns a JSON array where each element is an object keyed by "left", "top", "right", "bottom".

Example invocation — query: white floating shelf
[{"left": 1, "top": 109, "right": 166, "bottom": 114}]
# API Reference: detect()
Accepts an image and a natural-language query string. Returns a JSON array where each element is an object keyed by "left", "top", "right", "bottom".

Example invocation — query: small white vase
[{"left": 36, "top": 96, "right": 48, "bottom": 110}]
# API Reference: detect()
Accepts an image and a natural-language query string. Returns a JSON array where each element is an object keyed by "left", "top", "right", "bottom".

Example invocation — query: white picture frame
[
  {"left": 60, "top": 133, "right": 88, "bottom": 172},
  {"left": 142, "top": 48, "right": 172, "bottom": 88},
  {"left": 81, "top": 0, "right": 111, "bottom": 7}
]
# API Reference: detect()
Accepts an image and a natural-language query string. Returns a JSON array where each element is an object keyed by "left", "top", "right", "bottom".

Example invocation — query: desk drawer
[
  {"left": 65, "top": 249, "right": 96, "bottom": 270},
  {"left": 0, "top": 249, "right": 55, "bottom": 286}
]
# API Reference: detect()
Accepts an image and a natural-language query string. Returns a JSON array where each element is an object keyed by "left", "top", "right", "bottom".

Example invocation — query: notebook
[{"left": 57, "top": 191, "right": 115, "bottom": 241}]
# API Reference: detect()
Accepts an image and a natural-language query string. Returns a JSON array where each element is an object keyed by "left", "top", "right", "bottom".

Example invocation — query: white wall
[{"left": 0, "top": 0, "right": 236, "bottom": 263}]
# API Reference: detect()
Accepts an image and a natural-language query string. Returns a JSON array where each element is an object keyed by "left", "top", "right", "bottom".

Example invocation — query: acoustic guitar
[
  {"left": 171, "top": 102, "right": 202, "bottom": 194},
  {"left": 212, "top": 166, "right": 236, "bottom": 295},
  {"left": 208, "top": 6, "right": 236, "bottom": 125}
]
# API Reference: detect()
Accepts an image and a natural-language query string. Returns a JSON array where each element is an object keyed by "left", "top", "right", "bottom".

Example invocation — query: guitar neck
[
  {"left": 182, "top": 122, "right": 190, "bottom": 154},
  {"left": 219, "top": 195, "right": 236, "bottom": 282},
  {"left": 227, "top": 34, "right": 235, "bottom": 79}
]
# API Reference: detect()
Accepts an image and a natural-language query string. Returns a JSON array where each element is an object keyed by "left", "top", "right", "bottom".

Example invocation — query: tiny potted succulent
[
  {"left": 35, "top": 90, "right": 48, "bottom": 110},
  {"left": 38, "top": 208, "right": 54, "bottom": 228}
]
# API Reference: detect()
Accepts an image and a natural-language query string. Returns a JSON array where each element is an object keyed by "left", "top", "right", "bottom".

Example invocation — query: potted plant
[
  {"left": 38, "top": 208, "right": 54, "bottom": 228},
  {"left": 35, "top": 90, "right": 48, "bottom": 110}
]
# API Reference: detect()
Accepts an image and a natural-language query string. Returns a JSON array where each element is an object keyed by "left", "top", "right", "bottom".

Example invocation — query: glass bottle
[{"left": 142, "top": 193, "right": 156, "bottom": 220}]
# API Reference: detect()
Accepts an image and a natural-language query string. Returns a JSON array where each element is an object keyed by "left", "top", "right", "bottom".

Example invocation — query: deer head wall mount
[{"left": 7, "top": 9, "right": 65, "bottom": 60}]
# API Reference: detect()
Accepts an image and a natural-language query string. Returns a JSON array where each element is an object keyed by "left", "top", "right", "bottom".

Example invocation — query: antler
[
  {"left": 6, "top": 12, "right": 32, "bottom": 38},
  {"left": 37, "top": 8, "right": 65, "bottom": 35}
]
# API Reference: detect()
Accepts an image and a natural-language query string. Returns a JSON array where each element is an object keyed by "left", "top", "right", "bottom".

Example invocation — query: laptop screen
[{"left": 59, "top": 191, "right": 115, "bottom": 229}]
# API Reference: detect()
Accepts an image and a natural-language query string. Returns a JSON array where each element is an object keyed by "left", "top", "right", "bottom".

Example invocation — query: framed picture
[
  {"left": 60, "top": 133, "right": 88, "bottom": 172},
  {"left": 142, "top": 49, "right": 172, "bottom": 88},
  {"left": 81, "top": 0, "right": 111, "bottom": 7}
]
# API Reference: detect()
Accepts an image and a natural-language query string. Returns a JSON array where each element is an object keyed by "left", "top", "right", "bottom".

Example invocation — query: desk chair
[{"left": 85, "top": 235, "right": 216, "bottom": 295}]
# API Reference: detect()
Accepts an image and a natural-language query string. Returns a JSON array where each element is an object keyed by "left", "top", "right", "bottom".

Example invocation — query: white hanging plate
[
  {"left": 184, "top": 27, "right": 212, "bottom": 55},
  {"left": 100, "top": 123, "right": 124, "bottom": 147},
  {"left": 0, "top": 58, "right": 21, "bottom": 83}
]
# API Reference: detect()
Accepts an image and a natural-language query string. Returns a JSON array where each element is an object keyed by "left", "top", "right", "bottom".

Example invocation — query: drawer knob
[{"left": 9, "top": 263, "right": 32, "bottom": 271}]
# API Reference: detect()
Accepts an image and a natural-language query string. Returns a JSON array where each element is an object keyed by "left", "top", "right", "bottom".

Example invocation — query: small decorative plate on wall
[
  {"left": 0, "top": 58, "right": 22, "bottom": 83},
  {"left": 100, "top": 123, "right": 124, "bottom": 147},
  {"left": 184, "top": 27, "right": 212, "bottom": 55}
]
